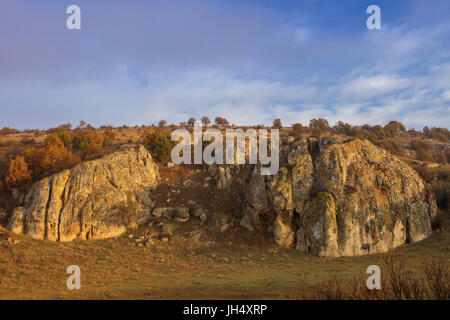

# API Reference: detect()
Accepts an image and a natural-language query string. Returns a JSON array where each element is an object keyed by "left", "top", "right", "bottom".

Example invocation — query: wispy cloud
[{"left": 0, "top": 0, "right": 449, "bottom": 129}]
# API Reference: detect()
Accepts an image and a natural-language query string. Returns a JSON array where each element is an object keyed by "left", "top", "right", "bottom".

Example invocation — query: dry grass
[
  {"left": 0, "top": 220, "right": 449, "bottom": 300},
  {"left": 296, "top": 251, "right": 449, "bottom": 300}
]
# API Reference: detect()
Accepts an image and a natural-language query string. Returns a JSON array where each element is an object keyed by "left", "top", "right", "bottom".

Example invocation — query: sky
[{"left": 0, "top": 0, "right": 449, "bottom": 130}]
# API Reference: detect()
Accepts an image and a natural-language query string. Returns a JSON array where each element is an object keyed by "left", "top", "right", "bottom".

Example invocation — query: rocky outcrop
[
  {"left": 6, "top": 136, "right": 438, "bottom": 258},
  {"left": 237, "top": 137, "right": 437, "bottom": 257},
  {"left": 8, "top": 145, "right": 159, "bottom": 241}
]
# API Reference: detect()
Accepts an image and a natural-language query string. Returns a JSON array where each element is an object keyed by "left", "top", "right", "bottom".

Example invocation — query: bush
[
  {"left": 431, "top": 180, "right": 449, "bottom": 210},
  {"left": 292, "top": 123, "right": 305, "bottom": 137},
  {"left": 188, "top": 117, "right": 196, "bottom": 126},
  {"left": 102, "top": 128, "right": 117, "bottom": 146},
  {"left": 22, "top": 134, "right": 78, "bottom": 180},
  {"left": 311, "top": 128, "right": 322, "bottom": 139},
  {"left": 50, "top": 127, "right": 72, "bottom": 147},
  {"left": 273, "top": 119, "right": 282, "bottom": 129},
  {"left": 384, "top": 120, "right": 405, "bottom": 137},
  {"left": 5, "top": 156, "right": 32, "bottom": 189},
  {"left": 201, "top": 116, "right": 211, "bottom": 126},
  {"left": 215, "top": 117, "right": 229, "bottom": 127},
  {"left": 0, "top": 127, "right": 20, "bottom": 136},
  {"left": 309, "top": 118, "right": 330, "bottom": 130},
  {"left": 72, "top": 129, "right": 104, "bottom": 158},
  {"left": 142, "top": 129, "right": 173, "bottom": 164}
]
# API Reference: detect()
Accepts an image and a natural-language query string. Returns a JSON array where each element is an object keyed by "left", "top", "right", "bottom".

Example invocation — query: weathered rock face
[
  {"left": 236, "top": 137, "right": 437, "bottom": 257},
  {"left": 8, "top": 145, "right": 159, "bottom": 241}
]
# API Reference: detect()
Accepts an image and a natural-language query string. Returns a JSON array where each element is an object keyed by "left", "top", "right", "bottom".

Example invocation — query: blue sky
[{"left": 1, "top": 0, "right": 449, "bottom": 129}]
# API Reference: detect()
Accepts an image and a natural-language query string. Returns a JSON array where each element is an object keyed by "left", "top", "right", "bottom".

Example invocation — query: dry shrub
[
  {"left": 422, "top": 259, "right": 450, "bottom": 300},
  {"left": 298, "top": 252, "right": 449, "bottom": 300}
]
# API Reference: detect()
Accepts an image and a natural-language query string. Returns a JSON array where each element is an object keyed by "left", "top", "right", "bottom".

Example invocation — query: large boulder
[
  {"left": 242, "top": 137, "right": 437, "bottom": 257},
  {"left": 8, "top": 145, "right": 159, "bottom": 241}
]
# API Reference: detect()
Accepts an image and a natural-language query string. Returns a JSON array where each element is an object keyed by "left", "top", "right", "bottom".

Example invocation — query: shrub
[
  {"left": 50, "top": 126, "right": 72, "bottom": 147},
  {"left": 23, "top": 134, "right": 78, "bottom": 180},
  {"left": 292, "top": 123, "right": 305, "bottom": 137},
  {"left": 309, "top": 118, "right": 330, "bottom": 130},
  {"left": 215, "top": 117, "right": 229, "bottom": 127},
  {"left": 5, "top": 156, "right": 32, "bottom": 189},
  {"left": 431, "top": 180, "right": 449, "bottom": 210},
  {"left": 72, "top": 129, "right": 104, "bottom": 158},
  {"left": 311, "top": 128, "right": 322, "bottom": 139},
  {"left": 384, "top": 120, "right": 406, "bottom": 137},
  {"left": 142, "top": 129, "right": 173, "bottom": 164},
  {"left": 0, "top": 127, "right": 20, "bottom": 136},
  {"left": 201, "top": 116, "right": 211, "bottom": 126},
  {"left": 102, "top": 127, "right": 117, "bottom": 146},
  {"left": 272, "top": 119, "right": 282, "bottom": 129},
  {"left": 188, "top": 117, "right": 196, "bottom": 126}
]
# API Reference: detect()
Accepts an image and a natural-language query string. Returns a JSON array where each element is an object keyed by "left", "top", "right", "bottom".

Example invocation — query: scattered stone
[
  {"left": 200, "top": 213, "right": 207, "bottom": 223},
  {"left": 192, "top": 207, "right": 204, "bottom": 217},
  {"left": 152, "top": 207, "right": 172, "bottom": 218},
  {"left": 173, "top": 207, "right": 190, "bottom": 223},
  {"left": 187, "top": 200, "right": 196, "bottom": 207},
  {"left": 161, "top": 224, "right": 173, "bottom": 236},
  {"left": 0, "top": 209, "right": 7, "bottom": 221},
  {"left": 167, "top": 162, "right": 174, "bottom": 168},
  {"left": 182, "top": 179, "right": 193, "bottom": 187},
  {"left": 188, "top": 230, "right": 202, "bottom": 240}
]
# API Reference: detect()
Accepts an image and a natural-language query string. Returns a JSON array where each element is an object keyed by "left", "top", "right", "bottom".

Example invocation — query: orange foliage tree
[{"left": 5, "top": 156, "right": 32, "bottom": 189}]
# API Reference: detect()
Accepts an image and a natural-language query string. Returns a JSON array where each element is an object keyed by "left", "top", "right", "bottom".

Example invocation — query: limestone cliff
[
  {"left": 7, "top": 137, "right": 437, "bottom": 258},
  {"left": 213, "top": 137, "right": 437, "bottom": 257},
  {"left": 8, "top": 145, "right": 158, "bottom": 241}
]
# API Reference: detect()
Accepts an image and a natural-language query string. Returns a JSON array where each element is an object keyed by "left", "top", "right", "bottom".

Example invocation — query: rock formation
[
  {"left": 8, "top": 145, "right": 159, "bottom": 241},
  {"left": 6, "top": 137, "right": 437, "bottom": 257},
  {"left": 235, "top": 137, "right": 437, "bottom": 257}
]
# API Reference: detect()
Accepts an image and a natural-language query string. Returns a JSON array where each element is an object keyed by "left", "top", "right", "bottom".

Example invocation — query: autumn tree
[
  {"left": 201, "top": 116, "right": 211, "bottom": 126},
  {"left": 309, "top": 118, "right": 330, "bottom": 131},
  {"left": 215, "top": 117, "right": 229, "bottom": 127},
  {"left": 158, "top": 120, "right": 167, "bottom": 127},
  {"left": 72, "top": 129, "right": 104, "bottom": 158},
  {"left": 103, "top": 127, "right": 117, "bottom": 146},
  {"left": 292, "top": 123, "right": 305, "bottom": 137},
  {"left": 0, "top": 127, "right": 20, "bottom": 135},
  {"left": 50, "top": 126, "right": 72, "bottom": 147},
  {"left": 311, "top": 128, "right": 322, "bottom": 139},
  {"left": 188, "top": 117, "right": 196, "bottom": 126},
  {"left": 384, "top": 120, "right": 405, "bottom": 137},
  {"left": 273, "top": 119, "right": 282, "bottom": 129},
  {"left": 5, "top": 156, "right": 32, "bottom": 189}
]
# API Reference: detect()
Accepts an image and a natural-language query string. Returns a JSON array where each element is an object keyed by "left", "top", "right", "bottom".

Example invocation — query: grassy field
[{"left": 0, "top": 221, "right": 448, "bottom": 300}]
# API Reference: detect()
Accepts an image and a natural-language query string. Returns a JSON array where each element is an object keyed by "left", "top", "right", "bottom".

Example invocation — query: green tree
[{"left": 143, "top": 129, "right": 173, "bottom": 164}]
